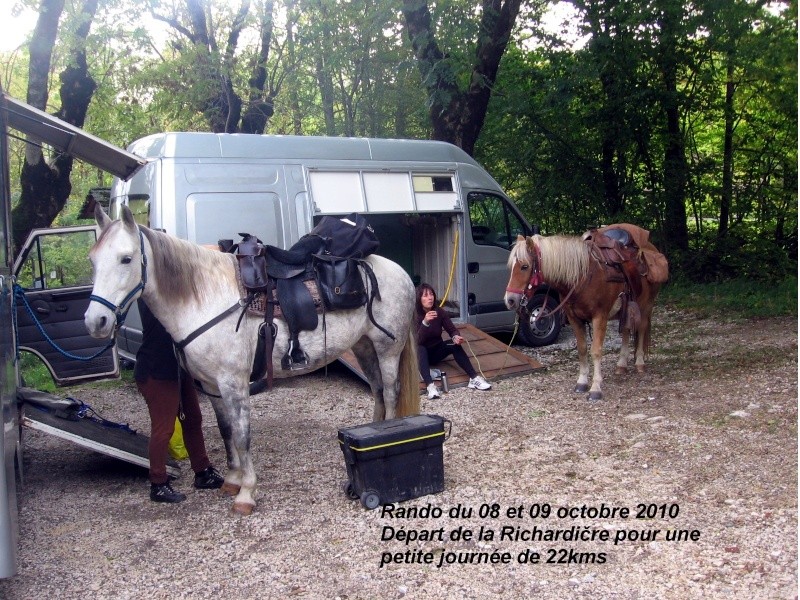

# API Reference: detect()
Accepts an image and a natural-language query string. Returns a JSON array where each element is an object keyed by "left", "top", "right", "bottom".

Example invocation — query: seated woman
[{"left": 415, "top": 283, "right": 492, "bottom": 399}]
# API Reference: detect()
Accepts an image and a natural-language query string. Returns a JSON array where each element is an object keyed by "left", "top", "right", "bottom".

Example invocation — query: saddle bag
[
  {"left": 232, "top": 234, "right": 271, "bottom": 292},
  {"left": 314, "top": 255, "right": 368, "bottom": 310},
  {"left": 307, "top": 213, "right": 380, "bottom": 258},
  {"left": 641, "top": 249, "right": 669, "bottom": 284}
]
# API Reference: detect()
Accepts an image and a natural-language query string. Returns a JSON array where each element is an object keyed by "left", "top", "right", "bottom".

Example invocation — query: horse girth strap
[{"left": 174, "top": 294, "right": 254, "bottom": 351}]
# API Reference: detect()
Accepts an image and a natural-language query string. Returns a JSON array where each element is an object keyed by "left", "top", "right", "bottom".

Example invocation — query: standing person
[
  {"left": 134, "top": 300, "right": 224, "bottom": 503},
  {"left": 415, "top": 283, "right": 492, "bottom": 399}
]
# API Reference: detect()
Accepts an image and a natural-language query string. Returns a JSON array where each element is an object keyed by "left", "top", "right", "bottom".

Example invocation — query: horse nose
[{"left": 84, "top": 309, "right": 109, "bottom": 338}]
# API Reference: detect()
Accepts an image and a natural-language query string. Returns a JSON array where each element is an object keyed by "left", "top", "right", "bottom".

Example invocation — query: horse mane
[
  {"left": 140, "top": 226, "right": 237, "bottom": 306},
  {"left": 533, "top": 234, "right": 590, "bottom": 287},
  {"left": 508, "top": 238, "right": 532, "bottom": 268}
]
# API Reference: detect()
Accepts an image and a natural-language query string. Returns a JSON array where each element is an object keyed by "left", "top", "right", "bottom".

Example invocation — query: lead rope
[
  {"left": 13, "top": 283, "right": 115, "bottom": 361},
  {"left": 462, "top": 316, "right": 521, "bottom": 384}
]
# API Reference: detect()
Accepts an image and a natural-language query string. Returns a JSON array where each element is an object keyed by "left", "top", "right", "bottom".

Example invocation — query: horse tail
[{"left": 395, "top": 324, "right": 420, "bottom": 417}]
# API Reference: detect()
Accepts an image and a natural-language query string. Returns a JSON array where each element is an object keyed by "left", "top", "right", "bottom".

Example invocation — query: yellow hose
[{"left": 439, "top": 229, "right": 459, "bottom": 307}]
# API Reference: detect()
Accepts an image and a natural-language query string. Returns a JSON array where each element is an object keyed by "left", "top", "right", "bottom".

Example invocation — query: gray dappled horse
[{"left": 84, "top": 206, "right": 419, "bottom": 514}]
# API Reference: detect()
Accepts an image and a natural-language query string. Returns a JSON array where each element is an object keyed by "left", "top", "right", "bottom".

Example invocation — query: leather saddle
[
  {"left": 584, "top": 227, "right": 645, "bottom": 332},
  {"left": 221, "top": 232, "right": 374, "bottom": 386},
  {"left": 585, "top": 228, "right": 643, "bottom": 296}
]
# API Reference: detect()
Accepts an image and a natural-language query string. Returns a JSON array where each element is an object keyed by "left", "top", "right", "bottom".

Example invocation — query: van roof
[{"left": 128, "top": 132, "right": 482, "bottom": 166}]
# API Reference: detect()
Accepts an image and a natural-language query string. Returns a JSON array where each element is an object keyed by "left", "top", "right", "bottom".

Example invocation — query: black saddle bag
[
  {"left": 231, "top": 234, "right": 271, "bottom": 292},
  {"left": 314, "top": 255, "right": 367, "bottom": 310}
]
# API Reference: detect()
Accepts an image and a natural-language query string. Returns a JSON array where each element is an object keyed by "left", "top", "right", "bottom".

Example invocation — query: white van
[{"left": 109, "top": 133, "right": 561, "bottom": 359}]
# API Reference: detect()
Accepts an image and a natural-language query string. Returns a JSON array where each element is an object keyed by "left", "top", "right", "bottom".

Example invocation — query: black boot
[
  {"left": 194, "top": 466, "right": 224, "bottom": 489},
  {"left": 150, "top": 481, "right": 186, "bottom": 503}
]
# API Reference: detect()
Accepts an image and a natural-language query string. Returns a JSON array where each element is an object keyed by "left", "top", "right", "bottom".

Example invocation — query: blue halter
[{"left": 88, "top": 227, "right": 148, "bottom": 329}]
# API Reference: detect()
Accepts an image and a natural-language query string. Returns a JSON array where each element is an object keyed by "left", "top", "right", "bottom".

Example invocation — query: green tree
[
  {"left": 11, "top": 0, "right": 100, "bottom": 254},
  {"left": 146, "top": 0, "right": 279, "bottom": 133},
  {"left": 401, "top": 0, "right": 539, "bottom": 155}
]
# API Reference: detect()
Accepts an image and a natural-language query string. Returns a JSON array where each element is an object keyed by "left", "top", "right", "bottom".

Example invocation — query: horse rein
[{"left": 88, "top": 227, "right": 148, "bottom": 329}]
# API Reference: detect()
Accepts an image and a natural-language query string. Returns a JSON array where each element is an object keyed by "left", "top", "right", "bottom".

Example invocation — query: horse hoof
[
  {"left": 220, "top": 482, "right": 241, "bottom": 496},
  {"left": 588, "top": 391, "right": 603, "bottom": 401},
  {"left": 574, "top": 384, "right": 589, "bottom": 393},
  {"left": 615, "top": 366, "right": 628, "bottom": 375},
  {"left": 232, "top": 502, "right": 255, "bottom": 516},
  {"left": 636, "top": 365, "right": 646, "bottom": 374}
]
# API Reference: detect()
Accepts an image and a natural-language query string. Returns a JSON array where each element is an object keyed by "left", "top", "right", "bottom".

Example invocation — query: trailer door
[{"left": 13, "top": 226, "right": 119, "bottom": 385}]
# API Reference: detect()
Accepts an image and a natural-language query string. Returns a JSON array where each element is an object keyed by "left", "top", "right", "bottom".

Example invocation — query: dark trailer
[{"left": 0, "top": 89, "right": 145, "bottom": 578}]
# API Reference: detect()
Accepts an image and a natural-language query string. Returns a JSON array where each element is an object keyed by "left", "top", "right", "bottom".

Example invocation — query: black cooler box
[{"left": 338, "top": 414, "right": 450, "bottom": 509}]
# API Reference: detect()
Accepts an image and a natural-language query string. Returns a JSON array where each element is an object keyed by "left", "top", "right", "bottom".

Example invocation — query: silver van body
[{"left": 109, "top": 133, "right": 544, "bottom": 359}]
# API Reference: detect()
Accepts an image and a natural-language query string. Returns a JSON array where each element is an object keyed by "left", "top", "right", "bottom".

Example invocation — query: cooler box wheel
[
  {"left": 360, "top": 490, "right": 381, "bottom": 510},
  {"left": 343, "top": 481, "right": 358, "bottom": 500}
]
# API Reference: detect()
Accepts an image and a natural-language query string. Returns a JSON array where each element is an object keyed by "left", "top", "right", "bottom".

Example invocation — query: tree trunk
[
  {"left": 656, "top": 1, "right": 689, "bottom": 252},
  {"left": 175, "top": 0, "right": 247, "bottom": 133},
  {"left": 11, "top": 0, "right": 98, "bottom": 255},
  {"left": 718, "top": 56, "right": 735, "bottom": 240},
  {"left": 241, "top": 0, "right": 276, "bottom": 134},
  {"left": 315, "top": 54, "right": 337, "bottom": 136},
  {"left": 402, "top": 0, "right": 522, "bottom": 156},
  {"left": 285, "top": 1, "right": 303, "bottom": 135}
]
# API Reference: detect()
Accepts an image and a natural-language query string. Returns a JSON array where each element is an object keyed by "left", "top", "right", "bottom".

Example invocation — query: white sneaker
[
  {"left": 468, "top": 376, "right": 492, "bottom": 391},
  {"left": 426, "top": 383, "right": 440, "bottom": 400}
]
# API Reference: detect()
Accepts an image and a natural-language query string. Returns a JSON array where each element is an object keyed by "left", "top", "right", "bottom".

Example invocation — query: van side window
[
  {"left": 468, "top": 192, "right": 525, "bottom": 249},
  {"left": 16, "top": 230, "right": 97, "bottom": 290}
]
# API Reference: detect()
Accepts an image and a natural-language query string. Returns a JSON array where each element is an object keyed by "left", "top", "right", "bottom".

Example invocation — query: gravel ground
[{"left": 0, "top": 308, "right": 796, "bottom": 599}]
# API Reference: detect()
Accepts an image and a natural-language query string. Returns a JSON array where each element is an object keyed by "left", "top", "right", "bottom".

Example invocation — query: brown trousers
[{"left": 136, "top": 374, "right": 212, "bottom": 484}]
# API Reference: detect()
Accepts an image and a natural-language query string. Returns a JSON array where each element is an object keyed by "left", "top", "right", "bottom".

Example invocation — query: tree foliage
[{"left": 1, "top": 0, "right": 796, "bottom": 281}]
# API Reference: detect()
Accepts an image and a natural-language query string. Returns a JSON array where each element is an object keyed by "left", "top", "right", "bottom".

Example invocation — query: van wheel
[{"left": 517, "top": 294, "right": 562, "bottom": 347}]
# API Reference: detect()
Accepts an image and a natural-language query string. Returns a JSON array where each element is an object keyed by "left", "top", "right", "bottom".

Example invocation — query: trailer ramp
[
  {"left": 18, "top": 388, "right": 179, "bottom": 477},
  {"left": 339, "top": 323, "right": 544, "bottom": 391}
]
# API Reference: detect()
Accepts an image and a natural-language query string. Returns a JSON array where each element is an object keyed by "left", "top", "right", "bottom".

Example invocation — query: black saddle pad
[{"left": 266, "top": 236, "right": 326, "bottom": 267}]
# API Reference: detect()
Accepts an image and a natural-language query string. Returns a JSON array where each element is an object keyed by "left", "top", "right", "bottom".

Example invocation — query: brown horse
[{"left": 504, "top": 231, "right": 664, "bottom": 400}]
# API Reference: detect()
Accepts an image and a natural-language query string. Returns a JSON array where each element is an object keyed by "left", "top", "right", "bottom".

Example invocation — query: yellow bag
[{"left": 168, "top": 418, "right": 189, "bottom": 460}]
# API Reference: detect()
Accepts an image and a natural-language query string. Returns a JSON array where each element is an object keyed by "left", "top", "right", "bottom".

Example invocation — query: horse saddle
[
  {"left": 221, "top": 232, "right": 372, "bottom": 381},
  {"left": 584, "top": 228, "right": 644, "bottom": 327}
]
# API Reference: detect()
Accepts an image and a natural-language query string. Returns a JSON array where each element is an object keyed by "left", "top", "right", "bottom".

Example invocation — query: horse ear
[
  {"left": 516, "top": 234, "right": 525, "bottom": 243},
  {"left": 120, "top": 205, "right": 137, "bottom": 232},
  {"left": 94, "top": 203, "right": 112, "bottom": 231}
]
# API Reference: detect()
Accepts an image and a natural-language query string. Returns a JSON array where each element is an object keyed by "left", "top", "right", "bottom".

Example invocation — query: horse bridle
[
  {"left": 88, "top": 227, "right": 148, "bottom": 329},
  {"left": 506, "top": 244, "right": 543, "bottom": 308}
]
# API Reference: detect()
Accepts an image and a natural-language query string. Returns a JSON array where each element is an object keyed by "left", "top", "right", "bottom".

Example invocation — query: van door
[
  {"left": 464, "top": 191, "right": 529, "bottom": 330},
  {"left": 13, "top": 226, "right": 118, "bottom": 385}
]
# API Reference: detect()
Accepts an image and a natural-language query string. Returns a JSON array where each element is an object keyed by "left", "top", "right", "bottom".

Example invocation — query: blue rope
[
  {"left": 72, "top": 399, "right": 137, "bottom": 434},
  {"left": 13, "top": 283, "right": 115, "bottom": 361}
]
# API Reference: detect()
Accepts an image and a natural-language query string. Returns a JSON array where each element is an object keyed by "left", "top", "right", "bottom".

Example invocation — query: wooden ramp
[{"left": 339, "top": 324, "right": 544, "bottom": 391}]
